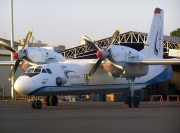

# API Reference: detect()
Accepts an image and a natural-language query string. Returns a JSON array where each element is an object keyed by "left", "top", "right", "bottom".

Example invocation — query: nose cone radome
[
  {"left": 14, "top": 76, "right": 34, "bottom": 95},
  {"left": 96, "top": 51, "right": 102, "bottom": 58}
]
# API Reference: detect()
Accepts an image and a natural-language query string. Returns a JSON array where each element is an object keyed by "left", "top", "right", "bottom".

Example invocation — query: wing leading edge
[{"left": 128, "top": 58, "right": 180, "bottom": 65}]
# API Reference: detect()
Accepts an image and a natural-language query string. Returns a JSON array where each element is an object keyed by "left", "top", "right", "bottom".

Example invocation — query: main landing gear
[
  {"left": 44, "top": 96, "right": 58, "bottom": 106},
  {"left": 31, "top": 96, "right": 58, "bottom": 109},
  {"left": 125, "top": 78, "right": 140, "bottom": 107}
]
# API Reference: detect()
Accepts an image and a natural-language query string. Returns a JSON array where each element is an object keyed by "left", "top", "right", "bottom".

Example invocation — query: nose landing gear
[{"left": 31, "top": 98, "right": 42, "bottom": 109}]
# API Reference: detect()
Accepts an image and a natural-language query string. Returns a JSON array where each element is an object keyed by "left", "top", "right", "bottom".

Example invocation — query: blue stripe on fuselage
[{"left": 28, "top": 84, "right": 129, "bottom": 95}]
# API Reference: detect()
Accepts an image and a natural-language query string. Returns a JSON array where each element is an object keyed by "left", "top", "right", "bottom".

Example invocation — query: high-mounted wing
[{"left": 128, "top": 58, "right": 180, "bottom": 65}]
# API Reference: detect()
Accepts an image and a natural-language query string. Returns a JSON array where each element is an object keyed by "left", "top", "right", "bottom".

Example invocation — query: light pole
[{"left": 10, "top": 0, "right": 15, "bottom": 100}]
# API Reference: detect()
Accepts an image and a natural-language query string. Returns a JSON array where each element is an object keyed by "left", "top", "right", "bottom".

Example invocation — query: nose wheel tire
[
  {"left": 31, "top": 100, "right": 42, "bottom": 109},
  {"left": 35, "top": 100, "right": 42, "bottom": 109}
]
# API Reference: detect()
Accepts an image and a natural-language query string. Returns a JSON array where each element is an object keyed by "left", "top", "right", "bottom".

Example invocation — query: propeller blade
[
  {"left": 85, "top": 29, "right": 121, "bottom": 79},
  {"left": 23, "top": 57, "right": 37, "bottom": 66},
  {"left": 107, "top": 56, "right": 125, "bottom": 74},
  {"left": 8, "top": 60, "right": 20, "bottom": 81},
  {"left": 0, "top": 40, "right": 16, "bottom": 53},
  {"left": 106, "top": 29, "right": 120, "bottom": 51},
  {"left": 88, "top": 59, "right": 103, "bottom": 79},
  {"left": 22, "top": 30, "right": 33, "bottom": 51},
  {"left": 82, "top": 35, "right": 100, "bottom": 51}
]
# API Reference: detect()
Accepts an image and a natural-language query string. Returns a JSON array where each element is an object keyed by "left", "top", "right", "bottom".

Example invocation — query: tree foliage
[{"left": 170, "top": 28, "right": 180, "bottom": 37}]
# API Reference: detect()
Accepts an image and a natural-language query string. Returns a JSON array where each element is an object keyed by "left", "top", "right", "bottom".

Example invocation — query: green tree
[{"left": 170, "top": 28, "right": 180, "bottom": 37}]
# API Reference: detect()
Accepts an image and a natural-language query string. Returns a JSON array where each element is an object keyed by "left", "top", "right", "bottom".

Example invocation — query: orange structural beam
[
  {"left": 150, "top": 95, "right": 163, "bottom": 102},
  {"left": 166, "top": 95, "right": 179, "bottom": 102}
]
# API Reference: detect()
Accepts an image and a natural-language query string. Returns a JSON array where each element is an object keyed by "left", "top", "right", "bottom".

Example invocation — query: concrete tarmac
[{"left": 0, "top": 101, "right": 180, "bottom": 133}]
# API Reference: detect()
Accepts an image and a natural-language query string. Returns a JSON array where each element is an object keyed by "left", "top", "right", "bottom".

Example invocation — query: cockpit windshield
[
  {"left": 26, "top": 68, "right": 34, "bottom": 73},
  {"left": 25, "top": 68, "right": 41, "bottom": 73},
  {"left": 23, "top": 66, "right": 52, "bottom": 77},
  {"left": 34, "top": 68, "right": 41, "bottom": 73}
]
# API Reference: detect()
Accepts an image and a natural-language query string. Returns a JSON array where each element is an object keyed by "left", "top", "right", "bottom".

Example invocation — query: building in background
[
  {"left": 16, "top": 38, "right": 66, "bottom": 52},
  {"left": 43, "top": 45, "right": 65, "bottom": 52},
  {"left": 17, "top": 39, "right": 47, "bottom": 47},
  {"left": 0, "top": 38, "right": 21, "bottom": 50}
]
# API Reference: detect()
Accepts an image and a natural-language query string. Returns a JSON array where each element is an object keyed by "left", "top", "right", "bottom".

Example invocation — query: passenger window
[
  {"left": 46, "top": 68, "right": 52, "bottom": 74},
  {"left": 34, "top": 69, "right": 41, "bottom": 73},
  {"left": 42, "top": 69, "right": 47, "bottom": 73}
]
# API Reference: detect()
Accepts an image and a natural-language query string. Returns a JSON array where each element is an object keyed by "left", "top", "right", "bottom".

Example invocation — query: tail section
[{"left": 141, "top": 8, "right": 164, "bottom": 59}]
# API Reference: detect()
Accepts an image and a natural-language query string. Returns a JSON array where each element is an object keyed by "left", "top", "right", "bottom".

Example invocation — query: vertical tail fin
[{"left": 141, "top": 8, "right": 164, "bottom": 59}]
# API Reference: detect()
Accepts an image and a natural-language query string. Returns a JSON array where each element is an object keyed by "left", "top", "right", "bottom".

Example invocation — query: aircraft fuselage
[{"left": 14, "top": 59, "right": 173, "bottom": 96}]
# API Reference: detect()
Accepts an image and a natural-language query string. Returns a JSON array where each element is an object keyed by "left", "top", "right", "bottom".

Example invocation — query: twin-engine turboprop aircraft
[{"left": 2, "top": 8, "right": 180, "bottom": 109}]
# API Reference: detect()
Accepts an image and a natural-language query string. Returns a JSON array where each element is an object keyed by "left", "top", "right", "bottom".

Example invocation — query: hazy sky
[{"left": 0, "top": 0, "right": 180, "bottom": 48}]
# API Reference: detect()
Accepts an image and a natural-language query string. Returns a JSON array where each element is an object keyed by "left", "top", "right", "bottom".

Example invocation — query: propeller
[
  {"left": 83, "top": 29, "right": 125, "bottom": 79},
  {"left": 0, "top": 30, "right": 36, "bottom": 81}
]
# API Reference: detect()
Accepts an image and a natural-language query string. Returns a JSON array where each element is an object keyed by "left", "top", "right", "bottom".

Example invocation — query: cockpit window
[
  {"left": 23, "top": 67, "right": 43, "bottom": 77},
  {"left": 46, "top": 68, "right": 52, "bottom": 74},
  {"left": 42, "top": 69, "right": 47, "bottom": 73},
  {"left": 27, "top": 68, "right": 34, "bottom": 73},
  {"left": 34, "top": 69, "right": 41, "bottom": 73},
  {"left": 24, "top": 67, "right": 51, "bottom": 78}
]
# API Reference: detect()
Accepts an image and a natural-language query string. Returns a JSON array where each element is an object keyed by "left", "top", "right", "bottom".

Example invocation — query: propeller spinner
[
  {"left": 83, "top": 29, "right": 125, "bottom": 79},
  {"left": 0, "top": 30, "right": 36, "bottom": 81}
]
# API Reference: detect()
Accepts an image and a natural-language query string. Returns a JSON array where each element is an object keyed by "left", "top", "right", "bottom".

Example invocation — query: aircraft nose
[{"left": 14, "top": 76, "right": 34, "bottom": 95}]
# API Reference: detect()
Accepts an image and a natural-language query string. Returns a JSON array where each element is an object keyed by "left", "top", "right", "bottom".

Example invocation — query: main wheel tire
[
  {"left": 44, "top": 96, "right": 50, "bottom": 106},
  {"left": 49, "top": 96, "right": 58, "bottom": 106},
  {"left": 31, "top": 101, "right": 36, "bottom": 109},
  {"left": 35, "top": 100, "right": 42, "bottom": 109},
  {"left": 132, "top": 96, "right": 140, "bottom": 107}
]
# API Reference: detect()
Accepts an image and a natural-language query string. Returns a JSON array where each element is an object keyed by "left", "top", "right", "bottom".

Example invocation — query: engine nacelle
[
  {"left": 103, "top": 63, "right": 124, "bottom": 77},
  {"left": 104, "top": 45, "right": 149, "bottom": 78},
  {"left": 103, "top": 62, "right": 149, "bottom": 78},
  {"left": 24, "top": 47, "right": 66, "bottom": 64}
]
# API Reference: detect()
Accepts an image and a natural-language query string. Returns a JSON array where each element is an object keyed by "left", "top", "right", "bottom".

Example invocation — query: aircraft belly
[{"left": 31, "top": 83, "right": 146, "bottom": 96}]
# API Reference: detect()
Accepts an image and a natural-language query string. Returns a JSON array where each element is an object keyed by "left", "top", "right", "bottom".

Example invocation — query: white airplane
[
  {"left": 0, "top": 30, "right": 65, "bottom": 80},
  {"left": 4, "top": 8, "right": 180, "bottom": 109}
]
